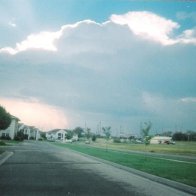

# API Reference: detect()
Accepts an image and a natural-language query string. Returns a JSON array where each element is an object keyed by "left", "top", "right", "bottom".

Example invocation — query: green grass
[
  {"left": 54, "top": 142, "right": 196, "bottom": 187},
  {"left": 5, "top": 140, "right": 21, "bottom": 144},
  {"left": 0, "top": 140, "right": 6, "bottom": 146},
  {"left": 91, "top": 139, "right": 196, "bottom": 156},
  {"left": 0, "top": 140, "right": 21, "bottom": 147}
]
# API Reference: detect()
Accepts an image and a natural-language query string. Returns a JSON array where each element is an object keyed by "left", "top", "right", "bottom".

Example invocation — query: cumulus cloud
[
  {"left": 0, "top": 30, "right": 62, "bottom": 55},
  {"left": 0, "top": 11, "right": 195, "bottom": 132},
  {"left": 111, "top": 11, "right": 196, "bottom": 45},
  {"left": 0, "top": 20, "right": 101, "bottom": 55},
  {"left": 0, "top": 97, "right": 68, "bottom": 131},
  {"left": 177, "top": 29, "right": 196, "bottom": 44},
  {"left": 111, "top": 11, "right": 179, "bottom": 45},
  {"left": 1, "top": 11, "right": 196, "bottom": 55}
]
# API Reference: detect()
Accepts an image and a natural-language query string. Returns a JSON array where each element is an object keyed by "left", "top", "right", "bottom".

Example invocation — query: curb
[
  {"left": 0, "top": 151, "right": 14, "bottom": 166},
  {"left": 66, "top": 148, "right": 196, "bottom": 195}
]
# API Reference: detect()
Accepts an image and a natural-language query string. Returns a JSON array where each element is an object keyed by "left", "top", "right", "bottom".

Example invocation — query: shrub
[
  {"left": 24, "top": 134, "right": 28, "bottom": 140},
  {"left": 0, "top": 141, "right": 6, "bottom": 146},
  {"left": 14, "top": 131, "right": 25, "bottom": 141},
  {"left": 0, "top": 135, "right": 11, "bottom": 140},
  {"left": 113, "top": 137, "right": 121, "bottom": 143},
  {"left": 92, "top": 135, "right": 97, "bottom": 142}
]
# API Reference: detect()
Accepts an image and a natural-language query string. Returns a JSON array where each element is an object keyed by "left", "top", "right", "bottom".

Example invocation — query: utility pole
[{"left": 99, "top": 121, "right": 102, "bottom": 135}]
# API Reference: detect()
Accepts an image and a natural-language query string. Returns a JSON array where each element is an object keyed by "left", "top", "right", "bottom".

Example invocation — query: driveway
[{"left": 0, "top": 141, "right": 193, "bottom": 196}]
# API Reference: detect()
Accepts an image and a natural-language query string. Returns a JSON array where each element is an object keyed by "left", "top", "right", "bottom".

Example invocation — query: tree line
[{"left": 158, "top": 130, "right": 196, "bottom": 141}]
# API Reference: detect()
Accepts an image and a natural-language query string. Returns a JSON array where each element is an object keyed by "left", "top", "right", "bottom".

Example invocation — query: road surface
[{"left": 0, "top": 141, "right": 193, "bottom": 196}]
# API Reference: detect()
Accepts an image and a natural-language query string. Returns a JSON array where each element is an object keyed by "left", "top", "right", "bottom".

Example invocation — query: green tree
[
  {"left": 73, "top": 127, "right": 84, "bottom": 138},
  {"left": 40, "top": 132, "right": 47, "bottom": 140},
  {"left": 66, "top": 130, "right": 74, "bottom": 140},
  {"left": 14, "top": 130, "right": 25, "bottom": 141},
  {"left": 102, "top": 126, "right": 111, "bottom": 151},
  {"left": 92, "top": 134, "right": 97, "bottom": 142},
  {"left": 141, "top": 122, "right": 152, "bottom": 158},
  {"left": 102, "top": 126, "right": 111, "bottom": 140},
  {"left": 141, "top": 121, "right": 152, "bottom": 146},
  {"left": 0, "top": 106, "right": 11, "bottom": 130}
]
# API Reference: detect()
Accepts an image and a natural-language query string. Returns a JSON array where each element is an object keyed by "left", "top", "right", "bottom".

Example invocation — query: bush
[
  {"left": 172, "top": 132, "right": 188, "bottom": 141},
  {"left": 172, "top": 131, "right": 196, "bottom": 141},
  {"left": 14, "top": 131, "right": 25, "bottom": 141},
  {"left": 113, "top": 137, "right": 121, "bottom": 143},
  {"left": 24, "top": 134, "right": 28, "bottom": 140},
  {"left": 92, "top": 135, "right": 97, "bottom": 142},
  {"left": 0, "top": 135, "right": 11, "bottom": 140},
  {"left": 0, "top": 141, "right": 6, "bottom": 146}
]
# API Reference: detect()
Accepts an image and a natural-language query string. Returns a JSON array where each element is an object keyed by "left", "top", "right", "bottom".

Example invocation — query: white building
[
  {"left": 150, "top": 136, "right": 173, "bottom": 144},
  {"left": 0, "top": 115, "right": 20, "bottom": 139},
  {"left": 46, "top": 129, "right": 67, "bottom": 142},
  {"left": 18, "top": 124, "right": 41, "bottom": 140}
]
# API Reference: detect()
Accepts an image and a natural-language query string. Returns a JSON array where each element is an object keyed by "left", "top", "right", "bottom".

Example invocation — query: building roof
[
  {"left": 47, "top": 129, "right": 67, "bottom": 134},
  {"left": 151, "top": 136, "right": 172, "bottom": 140},
  {"left": 11, "top": 115, "right": 20, "bottom": 121}
]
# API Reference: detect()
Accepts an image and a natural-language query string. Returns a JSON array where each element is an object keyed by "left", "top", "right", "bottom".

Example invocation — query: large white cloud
[
  {"left": 1, "top": 11, "right": 196, "bottom": 55},
  {"left": 0, "top": 11, "right": 195, "bottom": 133},
  {"left": 111, "top": 11, "right": 196, "bottom": 45},
  {"left": 0, "top": 20, "right": 101, "bottom": 55}
]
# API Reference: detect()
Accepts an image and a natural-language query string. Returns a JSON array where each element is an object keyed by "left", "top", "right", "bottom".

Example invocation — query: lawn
[
  {"left": 4, "top": 140, "right": 21, "bottom": 145},
  {"left": 91, "top": 139, "right": 196, "bottom": 156},
  {"left": 0, "top": 140, "right": 6, "bottom": 146},
  {"left": 54, "top": 142, "right": 196, "bottom": 187}
]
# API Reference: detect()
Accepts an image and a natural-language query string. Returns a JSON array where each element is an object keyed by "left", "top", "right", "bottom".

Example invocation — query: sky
[{"left": 0, "top": 0, "right": 196, "bottom": 135}]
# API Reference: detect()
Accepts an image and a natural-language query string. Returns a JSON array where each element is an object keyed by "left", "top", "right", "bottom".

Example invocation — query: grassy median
[{"left": 54, "top": 142, "right": 196, "bottom": 187}]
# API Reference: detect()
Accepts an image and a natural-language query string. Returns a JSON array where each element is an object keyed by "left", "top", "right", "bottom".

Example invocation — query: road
[{"left": 0, "top": 141, "right": 193, "bottom": 196}]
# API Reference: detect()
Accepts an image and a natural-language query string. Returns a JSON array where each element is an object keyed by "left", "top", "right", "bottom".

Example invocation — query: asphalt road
[{"left": 0, "top": 141, "right": 193, "bottom": 196}]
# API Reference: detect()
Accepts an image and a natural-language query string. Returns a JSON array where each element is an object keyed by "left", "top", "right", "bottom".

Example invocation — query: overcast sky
[{"left": 0, "top": 0, "right": 196, "bottom": 135}]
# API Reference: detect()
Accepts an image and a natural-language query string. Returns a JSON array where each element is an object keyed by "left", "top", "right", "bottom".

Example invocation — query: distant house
[
  {"left": 18, "top": 124, "right": 41, "bottom": 140},
  {"left": 19, "top": 124, "right": 31, "bottom": 139},
  {"left": 150, "top": 136, "right": 173, "bottom": 144},
  {"left": 46, "top": 129, "right": 67, "bottom": 141},
  {"left": 0, "top": 115, "right": 20, "bottom": 140}
]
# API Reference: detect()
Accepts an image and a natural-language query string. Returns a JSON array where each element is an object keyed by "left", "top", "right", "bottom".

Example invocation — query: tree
[
  {"left": 73, "top": 127, "right": 84, "bottom": 138},
  {"left": 172, "top": 132, "right": 187, "bottom": 141},
  {"left": 0, "top": 106, "right": 11, "bottom": 130},
  {"left": 102, "top": 126, "right": 111, "bottom": 151},
  {"left": 40, "top": 132, "right": 47, "bottom": 140},
  {"left": 141, "top": 121, "right": 152, "bottom": 146},
  {"left": 14, "top": 130, "right": 25, "bottom": 141},
  {"left": 86, "top": 128, "right": 91, "bottom": 140},
  {"left": 141, "top": 121, "right": 152, "bottom": 159},
  {"left": 92, "top": 134, "right": 97, "bottom": 142},
  {"left": 65, "top": 130, "right": 73, "bottom": 140},
  {"left": 102, "top": 126, "right": 111, "bottom": 140},
  {"left": 186, "top": 130, "right": 196, "bottom": 141}
]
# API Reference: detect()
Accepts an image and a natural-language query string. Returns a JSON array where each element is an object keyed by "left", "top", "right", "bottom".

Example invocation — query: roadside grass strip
[
  {"left": 54, "top": 142, "right": 196, "bottom": 187},
  {"left": 153, "top": 157, "right": 196, "bottom": 164}
]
